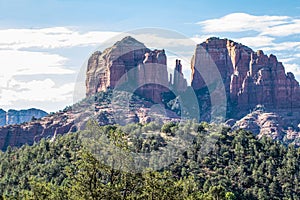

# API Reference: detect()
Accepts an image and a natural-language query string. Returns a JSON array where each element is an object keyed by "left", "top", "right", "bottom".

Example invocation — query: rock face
[
  {"left": 135, "top": 49, "right": 169, "bottom": 102},
  {"left": 86, "top": 36, "right": 171, "bottom": 102},
  {"left": 0, "top": 108, "right": 48, "bottom": 126},
  {"left": 191, "top": 37, "right": 300, "bottom": 117}
]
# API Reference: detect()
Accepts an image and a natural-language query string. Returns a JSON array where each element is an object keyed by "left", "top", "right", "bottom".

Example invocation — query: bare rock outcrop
[
  {"left": 86, "top": 36, "right": 149, "bottom": 95},
  {"left": 232, "top": 106, "right": 300, "bottom": 146}
]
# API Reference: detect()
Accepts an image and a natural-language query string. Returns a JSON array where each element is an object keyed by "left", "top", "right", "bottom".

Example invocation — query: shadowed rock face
[{"left": 191, "top": 37, "right": 300, "bottom": 117}]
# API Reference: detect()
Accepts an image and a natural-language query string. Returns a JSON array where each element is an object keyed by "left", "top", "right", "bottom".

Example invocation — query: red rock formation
[
  {"left": 86, "top": 36, "right": 170, "bottom": 102},
  {"left": 191, "top": 37, "right": 300, "bottom": 115},
  {"left": 86, "top": 36, "right": 149, "bottom": 95},
  {"left": 172, "top": 59, "right": 187, "bottom": 92},
  {"left": 1, "top": 36, "right": 300, "bottom": 150},
  {"left": 0, "top": 111, "right": 76, "bottom": 151}
]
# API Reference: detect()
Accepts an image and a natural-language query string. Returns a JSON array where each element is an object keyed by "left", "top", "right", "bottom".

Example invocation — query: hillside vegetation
[{"left": 0, "top": 121, "right": 299, "bottom": 200}]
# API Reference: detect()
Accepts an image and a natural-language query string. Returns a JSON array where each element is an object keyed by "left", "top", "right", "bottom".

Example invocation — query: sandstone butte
[
  {"left": 191, "top": 37, "right": 300, "bottom": 117},
  {"left": 0, "top": 36, "right": 299, "bottom": 150}
]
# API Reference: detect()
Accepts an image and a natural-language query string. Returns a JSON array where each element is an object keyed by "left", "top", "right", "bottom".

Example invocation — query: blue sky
[{"left": 0, "top": 0, "right": 300, "bottom": 112}]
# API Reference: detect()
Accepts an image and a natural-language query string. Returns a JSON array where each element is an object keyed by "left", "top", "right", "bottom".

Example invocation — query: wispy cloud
[
  {"left": 284, "top": 63, "right": 300, "bottom": 75},
  {"left": 0, "top": 50, "right": 76, "bottom": 110},
  {"left": 197, "top": 12, "right": 300, "bottom": 37},
  {"left": 0, "top": 78, "right": 75, "bottom": 106},
  {"left": 0, "top": 27, "right": 119, "bottom": 50},
  {"left": 232, "top": 36, "right": 275, "bottom": 48},
  {"left": 0, "top": 50, "right": 74, "bottom": 89},
  {"left": 197, "top": 13, "right": 290, "bottom": 34},
  {"left": 261, "top": 19, "right": 300, "bottom": 36}
]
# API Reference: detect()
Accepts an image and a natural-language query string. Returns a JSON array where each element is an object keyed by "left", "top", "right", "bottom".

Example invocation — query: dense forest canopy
[{"left": 0, "top": 121, "right": 299, "bottom": 199}]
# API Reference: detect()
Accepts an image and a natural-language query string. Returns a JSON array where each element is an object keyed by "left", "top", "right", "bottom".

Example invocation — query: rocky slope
[
  {"left": 230, "top": 106, "right": 300, "bottom": 147},
  {"left": 0, "top": 37, "right": 188, "bottom": 151},
  {"left": 0, "top": 108, "right": 48, "bottom": 126},
  {"left": 0, "top": 91, "right": 181, "bottom": 151}
]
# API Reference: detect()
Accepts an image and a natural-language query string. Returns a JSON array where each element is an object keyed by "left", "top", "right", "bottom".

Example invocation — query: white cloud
[
  {"left": 0, "top": 78, "right": 75, "bottom": 106},
  {"left": 280, "top": 57, "right": 296, "bottom": 64},
  {"left": 0, "top": 50, "right": 72, "bottom": 75},
  {"left": 190, "top": 34, "right": 216, "bottom": 44},
  {"left": 0, "top": 47, "right": 77, "bottom": 111},
  {"left": 261, "top": 19, "right": 300, "bottom": 37},
  {"left": 232, "top": 36, "right": 275, "bottom": 48},
  {"left": 284, "top": 63, "right": 300, "bottom": 75},
  {"left": 167, "top": 54, "right": 191, "bottom": 84},
  {"left": 197, "top": 13, "right": 290, "bottom": 33},
  {"left": 263, "top": 41, "right": 300, "bottom": 51},
  {"left": 198, "top": 13, "right": 300, "bottom": 38},
  {"left": 0, "top": 27, "right": 119, "bottom": 50},
  {"left": 0, "top": 50, "right": 74, "bottom": 87}
]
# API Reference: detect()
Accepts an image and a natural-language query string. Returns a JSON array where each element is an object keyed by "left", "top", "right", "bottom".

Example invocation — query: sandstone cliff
[
  {"left": 191, "top": 37, "right": 300, "bottom": 117},
  {"left": 0, "top": 110, "right": 75, "bottom": 151},
  {"left": 86, "top": 36, "right": 150, "bottom": 95},
  {"left": 86, "top": 36, "right": 186, "bottom": 103}
]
